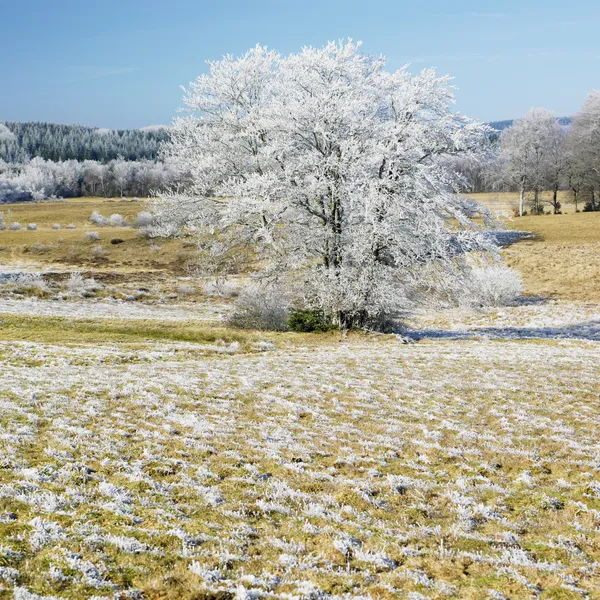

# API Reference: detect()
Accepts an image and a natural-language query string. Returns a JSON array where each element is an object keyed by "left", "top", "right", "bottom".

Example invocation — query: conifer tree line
[{"left": 0, "top": 122, "right": 167, "bottom": 163}]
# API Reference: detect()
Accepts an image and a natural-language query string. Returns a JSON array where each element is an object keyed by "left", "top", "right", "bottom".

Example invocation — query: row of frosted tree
[
  {"left": 0, "top": 123, "right": 181, "bottom": 202},
  {"left": 456, "top": 92, "right": 600, "bottom": 215},
  {"left": 0, "top": 157, "right": 180, "bottom": 203}
]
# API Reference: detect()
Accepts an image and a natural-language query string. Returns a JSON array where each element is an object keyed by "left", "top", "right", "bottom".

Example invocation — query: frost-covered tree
[
  {"left": 498, "top": 108, "right": 560, "bottom": 216},
  {"left": 0, "top": 124, "right": 16, "bottom": 142},
  {"left": 155, "top": 41, "right": 498, "bottom": 328},
  {"left": 567, "top": 91, "right": 600, "bottom": 210}
]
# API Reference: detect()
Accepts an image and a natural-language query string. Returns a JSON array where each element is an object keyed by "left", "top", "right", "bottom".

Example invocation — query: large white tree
[{"left": 155, "top": 41, "right": 498, "bottom": 328}]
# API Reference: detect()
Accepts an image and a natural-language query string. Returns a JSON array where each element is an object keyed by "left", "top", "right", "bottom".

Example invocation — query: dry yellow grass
[
  {"left": 0, "top": 197, "right": 143, "bottom": 227},
  {"left": 502, "top": 211, "right": 600, "bottom": 301},
  {"left": 1, "top": 200, "right": 600, "bottom": 599},
  {"left": 0, "top": 198, "right": 194, "bottom": 273}
]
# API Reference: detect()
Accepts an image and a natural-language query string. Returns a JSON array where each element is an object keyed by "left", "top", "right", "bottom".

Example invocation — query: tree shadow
[
  {"left": 406, "top": 318, "right": 600, "bottom": 342},
  {"left": 486, "top": 230, "right": 535, "bottom": 247}
]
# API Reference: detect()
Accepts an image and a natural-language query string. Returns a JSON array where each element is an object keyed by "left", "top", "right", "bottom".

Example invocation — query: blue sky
[{"left": 1, "top": 0, "right": 598, "bottom": 129}]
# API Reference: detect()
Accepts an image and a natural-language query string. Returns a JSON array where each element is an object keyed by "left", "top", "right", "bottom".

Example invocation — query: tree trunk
[
  {"left": 519, "top": 186, "right": 525, "bottom": 217},
  {"left": 592, "top": 188, "right": 596, "bottom": 211},
  {"left": 574, "top": 189, "right": 578, "bottom": 212},
  {"left": 553, "top": 188, "right": 558, "bottom": 214}
]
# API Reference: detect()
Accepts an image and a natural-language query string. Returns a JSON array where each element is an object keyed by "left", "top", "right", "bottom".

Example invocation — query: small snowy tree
[{"left": 156, "top": 41, "right": 498, "bottom": 328}]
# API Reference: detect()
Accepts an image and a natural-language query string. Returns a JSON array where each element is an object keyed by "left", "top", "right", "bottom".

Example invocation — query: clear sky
[{"left": 1, "top": 0, "right": 598, "bottom": 129}]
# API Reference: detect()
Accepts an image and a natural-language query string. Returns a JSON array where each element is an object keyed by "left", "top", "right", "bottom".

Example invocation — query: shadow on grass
[{"left": 407, "top": 318, "right": 600, "bottom": 342}]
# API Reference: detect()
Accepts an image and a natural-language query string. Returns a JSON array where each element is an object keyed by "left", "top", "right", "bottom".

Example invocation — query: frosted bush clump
[
  {"left": 202, "top": 280, "right": 241, "bottom": 298},
  {"left": 108, "top": 213, "right": 127, "bottom": 227},
  {"left": 65, "top": 272, "right": 103, "bottom": 296},
  {"left": 91, "top": 245, "right": 107, "bottom": 257},
  {"left": 132, "top": 211, "right": 155, "bottom": 229},
  {"left": 84, "top": 231, "right": 101, "bottom": 241},
  {"left": 5, "top": 273, "right": 50, "bottom": 295},
  {"left": 89, "top": 211, "right": 108, "bottom": 226},
  {"left": 27, "top": 223, "right": 37, "bottom": 230},
  {"left": 227, "top": 286, "right": 290, "bottom": 331},
  {"left": 464, "top": 266, "right": 524, "bottom": 307}
]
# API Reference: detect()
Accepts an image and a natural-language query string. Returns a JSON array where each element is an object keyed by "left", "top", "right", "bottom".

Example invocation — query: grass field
[
  {"left": 470, "top": 191, "right": 576, "bottom": 214},
  {"left": 0, "top": 198, "right": 194, "bottom": 275},
  {"left": 503, "top": 211, "right": 600, "bottom": 301},
  {"left": 1, "top": 199, "right": 599, "bottom": 599}
]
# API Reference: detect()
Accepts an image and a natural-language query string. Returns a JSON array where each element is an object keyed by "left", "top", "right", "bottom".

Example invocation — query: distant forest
[{"left": 0, "top": 122, "right": 169, "bottom": 163}]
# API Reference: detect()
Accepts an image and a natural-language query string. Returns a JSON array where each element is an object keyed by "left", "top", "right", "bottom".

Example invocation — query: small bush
[
  {"left": 51, "top": 223, "right": 61, "bottom": 230},
  {"left": 177, "top": 284, "right": 196, "bottom": 296},
  {"left": 30, "top": 243, "right": 52, "bottom": 254},
  {"left": 89, "top": 211, "right": 108, "bottom": 226},
  {"left": 464, "top": 266, "right": 523, "bottom": 307},
  {"left": 108, "top": 213, "right": 127, "bottom": 227},
  {"left": 84, "top": 231, "right": 101, "bottom": 241},
  {"left": 9, "top": 222, "right": 22, "bottom": 231},
  {"left": 5, "top": 273, "right": 50, "bottom": 296},
  {"left": 91, "top": 245, "right": 107, "bottom": 257},
  {"left": 110, "top": 238, "right": 124, "bottom": 245},
  {"left": 0, "top": 215, "right": 5, "bottom": 230},
  {"left": 27, "top": 223, "right": 37, "bottom": 230},
  {"left": 227, "top": 286, "right": 290, "bottom": 331},
  {"left": 288, "top": 309, "right": 334, "bottom": 332},
  {"left": 202, "top": 280, "right": 241, "bottom": 298},
  {"left": 132, "top": 211, "right": 156, "bottom": 228},
  {"left": 66, "top": 223, "right": 76, "bottom": 229},
  {"left": 65, "top": 272, "right": 102, "bottom": 295}
]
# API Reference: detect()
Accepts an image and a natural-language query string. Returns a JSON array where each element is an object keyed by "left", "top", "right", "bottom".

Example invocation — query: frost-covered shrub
[
  {"left": 30, "top": 243, "right": 52, "bottom": 254},
  {"left": 91, "top": 245, "right": 107, "bottom": 257},
  {"left": 5, "top": 273, "right": 50, "bottom": 296},
  {"left": 464, "top": 266, "right": 524, "bottom": 307},
  {"left": 132, "top": 211, "right": 155, "bottom": 228},
  {"left": 65, "top": 271, "right": 102, "bottom": 296},
  {"left": 108, "top": 213, "right": 127, "bottom": 227},
  {"left": 202, "top": 280, "right": 241, "bottom": 298},
  {"left": 227, "top": 286, "right": 290, "bottom": 331},
  {"left": 89, "top": 211, "right": 108, "bottom": 226},
  {"left": 26, "top": 223, "right": 37, "bottom": 230},
  {"left": 177, "top": 284, "right": 196, "bottom": 296},
  {"left": 84, "top": 231, "right": 101, "bottom": 241},
  {"left": 66, "top": 223, "right": 76, "bottom": 229},
  {"left": 9, "top": 222, "right": 22, "bottom": 230},
  {"left": 0, "top": 214, "right": 5, "bottom": 230},
  {"left": 51, "top": 223, "right": 61, "bottom": 230}
]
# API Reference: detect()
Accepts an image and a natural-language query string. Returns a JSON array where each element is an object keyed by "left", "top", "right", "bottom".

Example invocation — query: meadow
[{"left": 0, "top": 199, "right": 599, "bottom": 599}]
